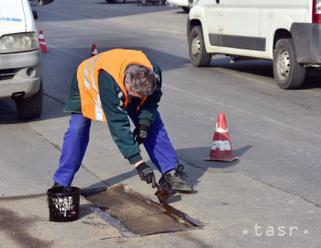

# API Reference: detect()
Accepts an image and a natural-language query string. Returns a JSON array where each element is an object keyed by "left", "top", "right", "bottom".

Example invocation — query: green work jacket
[{"left": 64, "top": 61, "right": 162, "bottom": 164}]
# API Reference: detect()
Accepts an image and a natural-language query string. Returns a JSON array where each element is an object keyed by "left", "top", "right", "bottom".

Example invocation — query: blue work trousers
[{"left": 53, "top": 111, "right": 178, "bottom": 186}]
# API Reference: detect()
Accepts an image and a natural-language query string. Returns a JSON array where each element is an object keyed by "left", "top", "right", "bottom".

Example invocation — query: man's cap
[{"left": 125, "top": 64, "right": 157, "bottom": 97}]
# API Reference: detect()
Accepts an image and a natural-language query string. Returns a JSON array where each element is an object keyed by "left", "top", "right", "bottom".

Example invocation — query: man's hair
[{"left": 124, "top": 64, "right": 157, "bottom": 96}]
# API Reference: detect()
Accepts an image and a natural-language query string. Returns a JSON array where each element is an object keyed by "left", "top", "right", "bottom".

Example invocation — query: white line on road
[
  {"left": 48, "top": 44, "right": 85, "bottom": 59},
  {"left": 213, "top": 67, "right": 276, "bottom": 87}
]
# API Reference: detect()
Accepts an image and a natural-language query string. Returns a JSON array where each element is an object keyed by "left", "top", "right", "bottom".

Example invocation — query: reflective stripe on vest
[{"left": 77, "top": 49, "right": 153, "bottom": 122}]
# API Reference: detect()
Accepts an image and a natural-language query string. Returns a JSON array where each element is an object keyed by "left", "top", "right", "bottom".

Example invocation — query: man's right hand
[{"left": 135, "top": 162, "right": 156, "bottom": 188}]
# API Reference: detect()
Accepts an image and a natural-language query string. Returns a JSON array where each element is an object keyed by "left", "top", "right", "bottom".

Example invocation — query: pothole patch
[{"left": 83, "top": 184, "right": 202, "bottom": 236}]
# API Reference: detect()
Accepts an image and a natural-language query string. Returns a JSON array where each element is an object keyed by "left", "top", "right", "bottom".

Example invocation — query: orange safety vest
[{"left": 77, "top": 49, "right": 153, "bottom": 122}]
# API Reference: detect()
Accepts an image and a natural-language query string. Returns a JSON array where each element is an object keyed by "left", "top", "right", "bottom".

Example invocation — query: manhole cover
[{"left": 84, "top": 184, "right": 202, "bottom": 236}]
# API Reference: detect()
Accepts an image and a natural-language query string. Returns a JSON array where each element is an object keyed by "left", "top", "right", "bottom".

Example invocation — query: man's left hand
[{"left": 133, "top": 125, "right": 149, "bottom": 144}]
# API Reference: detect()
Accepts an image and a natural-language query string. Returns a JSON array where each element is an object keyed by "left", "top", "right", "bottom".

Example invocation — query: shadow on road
[
  {"left": 85, "top": 145, "right": 252, "bottom": 203},
  {"left": 175, "top": 146, "right": 252, "bottom": 188},
  {"left": 0, "top": 101, "right": 18, "bottom": 124},
  {"left": 79, "top": 203, "right": 95, "bottom": 219},
  {"left": 212, "top": 57, "right": 273, "bottom": 78},
  {"left": 301, "top": 75, "right": 321, "bottom": 89},
  {"left": 0, "top": 96, "right": 68, "bottom": 125},
  {"left": 212, "top": 57, "right": 321, "bottom": 89}
]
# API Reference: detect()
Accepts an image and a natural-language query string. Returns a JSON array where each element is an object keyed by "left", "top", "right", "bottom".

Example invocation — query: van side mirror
[
  {"left": 38, "top": 0, "right": 54, "bottom": 5},
  {"left": 32, "top": 11, "right": 38, "bottom": 19}
]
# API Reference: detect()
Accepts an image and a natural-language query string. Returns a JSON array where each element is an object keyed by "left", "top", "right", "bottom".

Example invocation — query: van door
[
  {"left": 202, "top": 0, "right": 222, "bottom": 51},
  {"left": 212, "top": 0, "right": 264, "bottom": 52}
]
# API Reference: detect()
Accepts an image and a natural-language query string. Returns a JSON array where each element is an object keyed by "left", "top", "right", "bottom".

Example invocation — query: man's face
[{"left": 125, "top": 79, "right": 144, "bottom": 98}]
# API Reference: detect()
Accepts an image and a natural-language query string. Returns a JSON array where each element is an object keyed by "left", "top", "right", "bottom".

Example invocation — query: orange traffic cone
[
  {"left": 90, "top": 43, "right": 98, "bottom": 57},
  {"left": 205, "top": 112, "right": 239, "bottom": 162},
  {"left": 38, "top": 30, "right": 47, "bottom": 53}
]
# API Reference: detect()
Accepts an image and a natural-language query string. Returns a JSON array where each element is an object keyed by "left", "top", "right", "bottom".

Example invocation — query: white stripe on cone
[
  {"left": 215, "top": 127, "right": 228, "bottom": 133},
  {"left": 212, "top": 140, "right": 232, "bottom": 151}
]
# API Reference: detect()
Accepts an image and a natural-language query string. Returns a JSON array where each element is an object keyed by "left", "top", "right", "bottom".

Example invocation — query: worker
[{"left": 52, "top": 48, "right": 193, "bottom": 193}]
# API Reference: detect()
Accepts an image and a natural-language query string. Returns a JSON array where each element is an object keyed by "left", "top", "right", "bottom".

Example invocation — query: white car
[
  {"left": 187, "top": 0, "right": 321, "bottom": 89},
  {"left": 167, "top": 0, "right": 190, "bottom": 12},
  {"left": 0, "top": 0, "right": 53, "bottom": 120}
]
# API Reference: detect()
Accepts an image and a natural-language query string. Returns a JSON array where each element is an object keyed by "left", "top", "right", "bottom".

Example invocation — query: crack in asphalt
[
  {"left": 29, "top": 124, "right": 106, "bottom": 188},
  {"left": 245, "top": 174, "right": 321, "bottom": 209}
]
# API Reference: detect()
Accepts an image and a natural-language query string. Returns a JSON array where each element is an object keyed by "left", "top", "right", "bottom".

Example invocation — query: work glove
[
  {"left": 136, "top": 162, "right": 156, "bottom": 188},
  {"left": 133, "top": 125, "right": 149, "bottom": 144}
]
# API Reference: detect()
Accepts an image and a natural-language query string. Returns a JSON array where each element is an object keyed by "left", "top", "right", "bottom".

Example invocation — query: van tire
[
  {"left": 189, "top": 25, "right": 212, "bottom": 67},
  {"left": 273, "top": 39, "right": 306, "bottom": 89},
  {"left": 15, "top": 81, "right": 43, "bottom": 120}
]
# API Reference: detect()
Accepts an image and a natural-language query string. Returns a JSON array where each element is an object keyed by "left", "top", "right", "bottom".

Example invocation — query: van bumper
[
  {"left": 0, "top": 50, "right": 41, "bottom": 100},
  {"left": 167, "top": 0, "right": 188, "bottom": 7},
  {"left": 291, "top": 23, "right": 321, "bottom": 64}
]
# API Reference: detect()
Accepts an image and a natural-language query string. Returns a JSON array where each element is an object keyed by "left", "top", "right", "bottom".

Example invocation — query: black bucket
[{"left": 47, "top": 186, "right": 80, "bottom": 222}]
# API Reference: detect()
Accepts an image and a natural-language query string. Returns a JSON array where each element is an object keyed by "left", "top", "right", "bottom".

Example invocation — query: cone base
[
  {"left": 40, "top": 46, "right": 47, "bottom": 53},
  {"left": 204, "top": 153, "right": 240, "bottom": 162}
]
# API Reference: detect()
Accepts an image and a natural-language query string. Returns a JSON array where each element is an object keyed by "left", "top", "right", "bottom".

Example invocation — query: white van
[
  {"left": 0, "top": 0, "right": 53, "bottom": 119},
  {"left": 187, "top": 0, "right": 321, "bottom": 89}
]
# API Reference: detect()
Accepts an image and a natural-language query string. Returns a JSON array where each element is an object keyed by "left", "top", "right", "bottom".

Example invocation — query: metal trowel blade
[{"left": 154, "top": 184, "right": 174, "bottom": 203}]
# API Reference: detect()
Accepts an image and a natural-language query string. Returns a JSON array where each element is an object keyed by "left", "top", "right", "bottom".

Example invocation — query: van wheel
[
  {"left": 273, "top": 39, "right": 306, "bottom": 89},
  {"left": 15, "top": 81, "right": 43, "bottom": 120},
  {"left": 189, "top": 25, "right": 212, "bottom": 67}
]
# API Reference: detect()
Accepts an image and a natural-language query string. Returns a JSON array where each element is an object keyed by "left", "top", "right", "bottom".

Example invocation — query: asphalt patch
[{"left": 85, "top": 184, "right": 202, "bottom": 235}]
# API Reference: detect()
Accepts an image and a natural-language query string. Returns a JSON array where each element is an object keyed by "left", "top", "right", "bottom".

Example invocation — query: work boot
[
  {"left": 52, "top": 182, "right": 72, "bottom": 192},
  {"left": 159, "top": 165, "right": 193, "bottom": 193}
]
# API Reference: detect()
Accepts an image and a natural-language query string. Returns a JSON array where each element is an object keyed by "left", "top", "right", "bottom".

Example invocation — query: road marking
[
  {"left": 213, "top": 67, "right": 276, "bottom": 87},
  {"left": 242, "top": 229, "right": 248, "bottom": 236},
  {"left": 213, "top": 66, "right": 321, "bottom": 95},
  {"left": 48, "top": 44, "right": 85, "bottom": 59}
]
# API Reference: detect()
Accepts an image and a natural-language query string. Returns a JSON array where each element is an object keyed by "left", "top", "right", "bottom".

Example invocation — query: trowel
[{"left": 154, "top": 183, "right": 175, "bottom": 203}]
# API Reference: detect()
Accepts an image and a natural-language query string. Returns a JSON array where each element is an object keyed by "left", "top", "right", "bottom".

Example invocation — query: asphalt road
[{"left": 1, "top": 0, "right": 321, "bottom": 247}]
